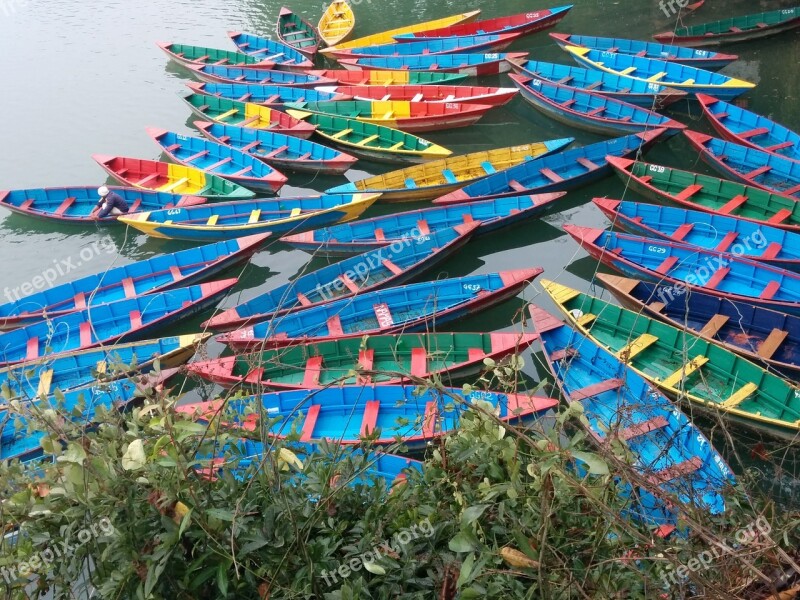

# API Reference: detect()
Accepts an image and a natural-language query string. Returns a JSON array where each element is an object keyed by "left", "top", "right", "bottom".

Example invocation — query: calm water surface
[{"left": 0, "top": 0, "right": 798, "bottom": 497}]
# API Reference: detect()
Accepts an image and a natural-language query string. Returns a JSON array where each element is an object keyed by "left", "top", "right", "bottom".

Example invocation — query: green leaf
[
  {"left": 206, "top": 509, "right": 236, "bottom": 522},
  {"left": 461, "top": 504, "right": 489, "bottom": 527},
  {"left": 57, "top": 442, "right": 87, "bottom": 465},
  {"left": 571, "top": 450, "right": 609, "bottom": 475},
  {"left": 172, "top": 421, "right": 210, "bottom": 434},
  {"left": 216, "top": 562, "right": 228, "bottom": 596},
  {"left": 363, "top": 561, "right": 386, "bottom": 575},
  {"left": 122, "top": 439, "right": 146, "bottom": 471},
  {"left": 456, "top": 553, "right": 475, "bottom": 588},
  {"left": 449, "top": 532, "right": 476, "bottom": 553}
]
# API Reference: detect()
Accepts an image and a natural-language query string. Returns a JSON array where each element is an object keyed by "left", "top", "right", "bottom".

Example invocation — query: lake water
[{"left": 0, "top": 0, "right": 798, "bottom": 498}]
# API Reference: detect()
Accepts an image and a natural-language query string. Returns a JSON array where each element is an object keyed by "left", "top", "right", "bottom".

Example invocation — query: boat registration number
[
  {"left": 648, "top": 165, "right": 666, "bottom": 174},
  {"left": 463, "top": 284, "right": 482, "bottom": 292},
  {"left": 484, "top": 53, "right": 499, "bottom": 60},
  {"left": 647, "top": 245, "right": 667, "bottom": 254}
]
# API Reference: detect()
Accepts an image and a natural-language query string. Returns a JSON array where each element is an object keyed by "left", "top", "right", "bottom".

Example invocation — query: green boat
[
  {"left": 157, "top": 42, "right": 271, "bottom": 68},
  {"left": 542, "top": 279, "right": 800, "bottom": 441},
  {"left": 654, "top": 8, "right": 800, "bottom": 46},
  {"left": 187, "top": 332, "right": 537, "bottom": 389},
  {"left": 607, "top": 156, "right": 800, "bottom": 234},
  {"left": 277, "top": 7, "right": 321, "bottom": 57},
  {"left": 285, "top": 109, "right": 452, "bottom": 164}
]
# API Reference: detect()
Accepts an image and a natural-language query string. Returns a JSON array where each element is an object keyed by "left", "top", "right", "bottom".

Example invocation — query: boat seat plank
[
  {"left": 26, "top": 337, "right": 39, "bottom": 360},
  {"left": 289, "top": 207, "right": 302, "bottom": 217},
  {"left": 79, "top": 321, "right": 93, "bottom": 347},
  {"left": 360, "top": 400, "right": 381, "bottom": 436},
  {"left": 467, "top": 348, "right": 485, "bottom": 363},
  {"left": 230, "top": 166, "right": 253, "bottom": 177},
  {"left": 37, "top": 369, "right": 54, "bottom": 397},
  {"left": 704, "top": 266, "right": 730, "bottom": 290},
  {"left": 616, "top": 333, "right": 659, "bottom": 361},
  {"left": 129, "top": 310, "right": 143, "bottom": 329},
  {"left": 416, "top": 219, "right": 430, "bottom": 235},
  {"left": 243, "top": 366, "right": 264, "bottom": 385},
  {"left": 674, "top": 184, "right": 703, "bottom": 202},
  {"left": 296, "top": 291, "right": 313, "bottom": 306},
  {"left": 299, "top": 403, "right": 320, "bottom": 441},
  {"left": 381, "top": 259, "right": 404, "bottom": 275},
  {"left": 757, "top": 328, "right": 789, "bottom": 359},
  {"left": 389, "top": 141, "right": 406, "bottom": 150},
  {"left": 422, "top": 401, "right": 437, "bottom": 438},
  {"left": 576, "top": 157, "right": 600, "bottom": 170},
  {"left": 767, "top": 208, "right": 792, "bottom": 224},
  {"left": 561, "top": 98, "right": 577, "bottom": 109},
  {"left": 355, "top": 134, "right": 380, "bottom": 146},
  {"left": 240, "top": 115, "right": 262, "bottom": 126},
  {"left": 700, "top": 314, "right": 730, "bottom": 338},
  {"left": 302, "top": 355, "right": 323, "bottom": 387},
  {"left": 660, "top": 356, "right": 708, "bottom": 388},
  {"left": 647, "top": 71, "right": 667, "bottom": 82},
  {"left": 570, "top": 378, "right": 624, "bottom": 402},
  {"left": 373, "top": 303, "right": 394, "bottom": 328},
  {"left": 374, "top": 228, "right": 385, "bottom": 241},
  {"left": 129, "top": 199, "right": 141, "bottom": 213},
  {"left": 410, "top": 347, "right": 427, "bottom": 377},
  {"left": 122, "top": 277, "right": 137, "bottom": 298},
  {"left": 648, "top": 300, "right": 666, "bottom": 313},
  {"left": 184, "top": 149, "right": 210, "bottom": 162},
  {"left": 737, "top": 127, "right": 770, "bottom": 140},
  {"left": 655, "top": 256, "right": 678, "bottom": 275},
  {"left": 411, "top": 93, "right": 424, "bottom": 102},
  {"left": 585, "top": 106, "right": 606, "bottom": 117},
  {"left": 19, "top": 198, "right": 35, "bottom": 211},
  {"left": 555, "top": 75, "right": 573, "bottom": 84},
  {"left": 263, "top": 145, "right": 289, "bottom": 159},
  {"left": 441, "top": 169, "right": 458, "bottom": 184},
  {"left": 576, "top": 312, "right": 596, "bottom": 327},
  {"left": 550, "top": 347, "right": 577, "bottom": 361},
  {"left": 721, "top": 382, "right": 758, "bottom": 408},
  {"left": 618, "top": 415, "right": 669, "bottom": 441},
  {"left": 585, "top": 80, "right": 603, "bottom": 90},
  {"left": 206, "top": 214, "right": 219, "bottom": 226},
  {"left": 538, "top": 168, "right": 563, "bottom": 183},
  {"left": 159, "top": 177, "right": 189, "bottom": 193},
  {"left": 760, "top": 280, "right": 780, "bottom": 300},
  {"left": 743, "top": 165, "right": 772, "bottom": 180},
  {"left": 338, "top": 273, "right": 361, "bottom": 293},
  {"left": 216, "top": 108, "right": 240, "bottom": 120},
  {"left": 760, "top": 242, "right": 783, "bottom": 260},
  {"left": 717, "top": 194, "right": 748, "bottom": 214},
  {"left": 54, "top": 196, "right": 76, "bottom": 216},
  {"left": 73, "top": 292, "right": 87, "bottom": 310},
  {"left": 508, "top": 178, "right": 530, "bottom": 190},
  {"left": 782, "top": 183, "right": 800, "bottom": 195},
  {"left": 358, "top": 349, "right": 374, "bottom": 372},
  {"left": 670, "top": 223, "right": 694, "bottom": 241},
  {"left": 239, "top": 140, "right": 261, "bottom": 153},
  {"left": 620, "top": 67, "right": 637, "bottom": 75},
  {"left": 480, "top": 161, "right": 496, "bottom": 175},
  {"left": 651, "top": 456, "right": 702, "bottom": 484},
  {"left": 765, "top": 140, "right": 794, "bottom": 152},
  {"left": 404, "top": 177, "right": 417, "bottom": 189},
  {"left": 248, "top": 209, "right": 261, "bottom": 224},
  {"left": 330, "top": 128, "right": 353, "bottom": 140},
  {"left": 714, "top": 231, "right": 739, "bottom": 252},
  {"left": 326, "top": 314, "right": 344, "bottom": 335}
]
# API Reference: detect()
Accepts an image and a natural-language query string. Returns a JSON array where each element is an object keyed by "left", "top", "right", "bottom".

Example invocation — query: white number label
[
  {"left": 647, "top": 245, "right": 666, "bottom": 254},
  {"left": 484, "top": 53, "right": 499, "bottom": 60},
  {"left": 463, "top": 284, "right": 482, "bottom": 292},
  {"left": 166, "top": 208, "right": 182, "bottom": 215},
  {"left": 648, "top": 165, "right": 666, "bottom": 173}
]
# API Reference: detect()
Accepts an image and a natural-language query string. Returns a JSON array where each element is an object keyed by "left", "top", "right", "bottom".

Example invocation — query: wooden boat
[
  {"left": 204, "top": 223, "right": 479, "bottom": 330},
  {"left": 510, "top": 74, "right": 685, "bottom": 137},
  {"left": 325, "top": 33, "right": 523, "bottom": 59},
  {"left": 194, "top": 120, "right": 357, "bottom": 175},
  {"left": 0, "top": 281, "right": 236, "bottom": 367},
  {"left": 177, "top": 384, "right": 557, "bottom": 449},
  {"left": 117, "top": 194, "right": 378, "bottom": 242},
  {"left": 598, "top": 273, "right": 800, "bottom": 378},
  {"left": 307, "top": 69, "right": 470, "bottom": 86},
  {"left": 531, "top": 305, "right": 732, "bottom": 528},
  {"left": 325, "top": 138, "right": 573, "bottom": 202},
  {"left": 0, "top": 234, "right": 268, "bottom": 330},
  {"left": 684, "top": 130, "right": 800, "bottom": 200},
  {"left": 321, "top": 10, "right": 481, "bottom": 52},
  {"left": 227, "top": 32, "right": 315, "bottom": 69},
  {"left": 92, "top": 154, "right": 255, "bottom": 200},
  {"left": 188, "top": 331, "right": 536, "bottom": 388},
  {"left": 0, "top": 186, "right": 205, "bottom": 223},
  {"left": 542, "top": 280, "right": 800, "bottom": 441},
  {"left": 606, "top": 157, "right": 800, "bottom": 233},
  {"left": 318, "top": 0, "right": 355, "bottom": 47},
  {"left": 280, "top": 193, "right": 566, "bottom": 256},
  {"left": 147, "top": 128, "right": 287, "bottom": 194},
  {"left": 549, "top": 33, "right": 738, "bottom": 69},
  {"left": 0, "top": 334, "right": 209, "bottom": 400},
  {"left": 562, "top": 46, "right": 755, "bottom": 100},
  {"left": 507, "top": 58, "right": 687, "bottom": 109},
  {"left": 337, "top": 53, "right": 529, "bottom": 76},
  {"left": 181, "top": 94, "right": 316, "bottom": 139},
  {"left": 283, "top": 110, "right": 451, "bottom": 164},
  {"left": 435, "top": 130, "right": 664, "bottom": 205},
  {"left": 653, "top": 8, "right": 800, "bottom": 46},
  {"left": 186, "top": 64, "right": 336, "bottom": 87},
  {"left": 393, "top": 6, "right": 573, "bottom": 40},
  {"left": 217, "top": 269, "right": 542, "bottom": 349},
  {"left": 157, "top": 42, "right": 275, "bottom": 69},
  {"left": 276, "top": 7, "right": 322, "bottom": 58},
  {"left": 696, "top": 94, "right": 800, "bottom": 163},
  {"left": 185, "top": 81, "right": 347, "bottom": 108},
  {"left": 592, "top": 198, "right": 800, "bottom": 269},
  {"left": 315, "top": 83, "right": 518, "bottom": 106},
  {"left": 564, "top": 225, "right": 800, "bottom": 316},
  {"left": 284, "top": 100, "right": 494, "bottom": 133}
]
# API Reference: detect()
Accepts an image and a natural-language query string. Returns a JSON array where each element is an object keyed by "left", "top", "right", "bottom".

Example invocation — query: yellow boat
[
  {"left": 321, "top": 10, "right": 481, "bottom": 52},
  {"left": 318, "top": 0, "right": 355, "bottom": 47},
  {"left": 326, "top": 138, "right": 575, "bottom": 201}
]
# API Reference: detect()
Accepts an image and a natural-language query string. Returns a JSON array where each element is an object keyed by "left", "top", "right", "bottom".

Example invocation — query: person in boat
[{"left": 94, "top": 186, "right": 130, "bottom": 219}]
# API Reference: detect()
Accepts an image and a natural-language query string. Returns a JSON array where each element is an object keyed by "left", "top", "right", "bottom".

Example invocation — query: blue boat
[
  {"left": 593, "top": 198, "right": 800, "bottom": 269},
  {"left": 0, "top": 334, "right": 209, "bottom": 400},
  {"left": 216, "top": 269, "right": 542, "bottom": 348},
  {"left": 331, "top": 33, "right": 520, "bottom": 58},
  {"left": 0, "top": 235, "right": 265, "bottom": 330},
  {"left": 147, "top": 128, "right": 287, "bottom": 194},
  {"left": 177, "top": 385, "right": 557, "bottom": 449},
  {"left": 685, "top": 131, "right": 800, "bottom": 200},
  {"left": 185, "top": 81, "right": 346, "bottom": 108},
  {"left": 510, "top": 75, "right": 685, "bottom": 137},
  {"left": 530, "top": 306, "right": 732, "bottom": 532},
  {"left": 281, "top": 192, "right": 567, "bottom": 256},
  {"left": 337, "top": 52, "right": 529, "bottom": 76},
  {"left": 563, "top": 46, "right": 755, "bottom": 100},
  {"left": 186, "top": 64, "right": 336, "bottom": 87},
  {"left": 550, "top": 33, "right": 738, "bottom": 70},
  {"left": 508, "top": 58, "right": 687, "bottom": 108},
  {"left": 193, "top": 120, "right": 357, "bottom": 175},
  {"left": 117, "top": 193, "right": 378, "bottom": 242},
  {"left": 204, "top": 223, "right": 480, "bottom": 331},
  {"left": 435, "top": 130, "right": 664, "bottom": 204},
  {"left": 0, "top": 280, "right": 236, "bottom": 366},
  {"left": 598, "top": 273, "right": 800, "bottom": 378},
  {"left": 564, "top": 225, "right": 800, "bottom": 316},
  {"left": 0, "top": 186, "right": 205, "bottom": 223},
  {"left": 227, "top": 31, "right": 314, "bottom": 68}
]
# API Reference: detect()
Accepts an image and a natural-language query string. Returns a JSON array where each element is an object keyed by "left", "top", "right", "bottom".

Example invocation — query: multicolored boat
[
  {"left": 325, "top": 138, "right": 574, "bottom": 202},
  {"left": 92, "top": 155, "right": 255, "bottom": 200},
  {"left": 435, "top": 130, "right": 664, "bottom": 204},
  {"left": 325, "top": 33, "right": 522, "bottom": 59},
  {"left": 281, "top": 193, "right": 566, "bottom": 256},
  {"left": 217, "top": 269, "right": 542, "bottom": 349},
  {"left": 188, "top": 331, "right": 537, "bottom": 388},
  {"left": 284, "top": 110, "right": 451, "bottom": 164},
  {"left": 307, "top": 69, "right": 470, "bottom": 86},
  {"left": 562, "top": 46, "right": 755, "bottom": 100},
  {"left": 684, "top": 130, "right": 800, "bottom": 200},
  {"left": 194, "top": 120, "right": 357, "bottom": 175},
  {"left": 187, "top": 64, "right": 335, "bottom": 86},
  {"left": 653, "top": 8, "right": 800, "bottom": 46},
  {"left": 510, "top": 75, "right": 685, "bottom": 137},
  {"left": 542, "top": 280, "right": 800, "bottom": 441},
  {"left": 227, "top": 32, "right": 315, "bottom": 69},
  {"left": 315, "top": 83, "right": 518, "bottom": 106},
  {"left": 696, "top": 94, "right": 800, "bottom": 163},
  {"left": 549, "top": 33, "right": 738, "bottom": 69},
  {"left": 337, "top": 53, "right": 529, "bottom": 76},
  {"left": 181, "top": 94, "right": 316, "bottom": 139},
  {"left": 607, "top": 157, "right": 800, "bottom": 233},
  {"left": 204, "top": 224, "right": 479, "bottom": 330},
  {"left": 157, "top": 42, "right": 276, "bottom": 69},
  {"left": 276, "top": 7, "right": 321, "bottom": 57},
  {"left": 146, "top": 128, "right": 287, "bottom": 194},
  {"left": 118, "top": 194, "right": 378, "bottom": 242},
  {"left": 318, "top": 0, "right": 355, "bottom": 47},
  {"left": 0, "top": 186, "right": 205, "bottom": 223},
  {"left": 185, "top": 81, "right": 347, "bottom": 108}
]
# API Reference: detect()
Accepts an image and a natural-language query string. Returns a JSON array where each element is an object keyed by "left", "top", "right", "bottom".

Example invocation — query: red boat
[
  {"left": 314, "top": 84, "right": 518, "bottom": 106},
  {"left": 325, "top": 32, "right": 523, "bottom": 59},
  {"left": 337, "top": 52, "right": 529, "bottom": 77},
  {"left": 393, "top": 6, "right": 573, "bottom": 40}
]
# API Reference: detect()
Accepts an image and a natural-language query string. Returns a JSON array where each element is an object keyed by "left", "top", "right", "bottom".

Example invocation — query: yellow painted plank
[
  {"left": 616, "top": 333, "right": 658, "bottom": 362},
  {"left": 721, "top": 382, "right": 758, "bottom": 408},
  {"left": 660, "top": 356, "right": 709, "bottom": 388}
]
